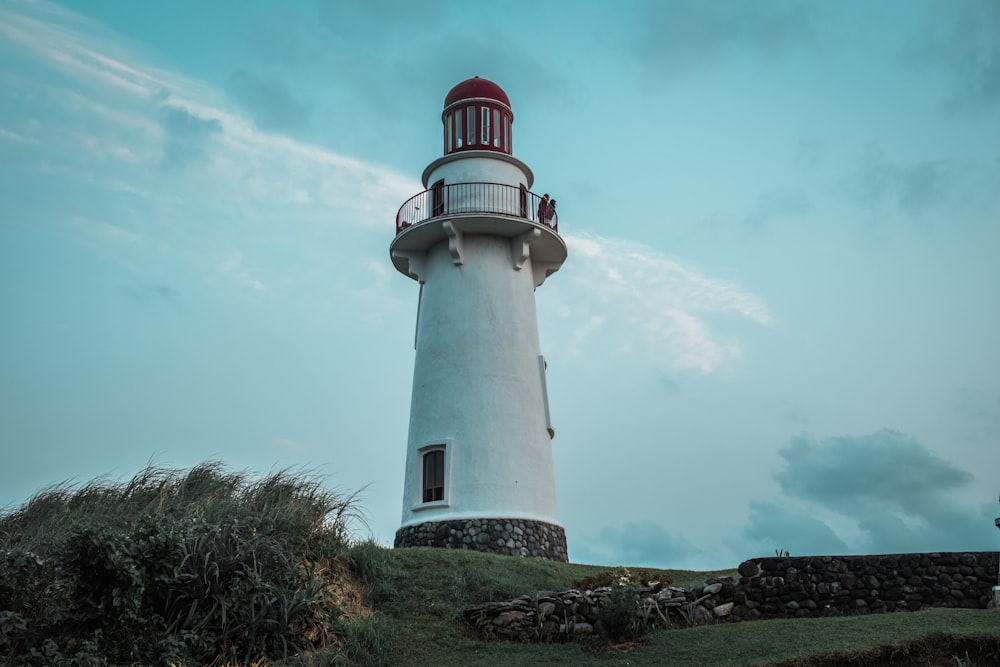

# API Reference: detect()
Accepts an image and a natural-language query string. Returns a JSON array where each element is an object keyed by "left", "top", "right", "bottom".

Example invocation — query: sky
[{"left": 1, "top": 0, "right": 998, "bottom": 570}]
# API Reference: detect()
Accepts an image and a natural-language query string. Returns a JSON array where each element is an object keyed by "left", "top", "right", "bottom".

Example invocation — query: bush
[
  {"left": 594, "top": 567, "right": 647, "bottom": 642},
  {"left": 0, "top": 463, "right": 363, "bottom": 665}
]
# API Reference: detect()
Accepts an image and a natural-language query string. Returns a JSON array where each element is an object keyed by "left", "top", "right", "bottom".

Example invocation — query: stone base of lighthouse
[{"left": 394, "top": 518, "right": 568, "bottom": 562}]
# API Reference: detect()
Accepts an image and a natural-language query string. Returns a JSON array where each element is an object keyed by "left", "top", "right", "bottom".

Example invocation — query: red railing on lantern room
[{"left": 395, "top": 182, "right": 559, "bottom": 235}]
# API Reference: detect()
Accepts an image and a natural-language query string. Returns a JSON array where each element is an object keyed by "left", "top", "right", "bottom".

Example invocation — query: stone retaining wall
[
  {"left": 394, "top": 517, "right": 568, "bottom": 561},
  {"left": 733, "top": 551, "right": 999, "bottom": 620},
  {"left": 465, "top": 551, "right": 999, "bottom": 641}
]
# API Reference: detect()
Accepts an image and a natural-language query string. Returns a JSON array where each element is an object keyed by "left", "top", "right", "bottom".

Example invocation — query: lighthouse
[{"left": 390, "top": 77, "right": 568, "bottom": 561}]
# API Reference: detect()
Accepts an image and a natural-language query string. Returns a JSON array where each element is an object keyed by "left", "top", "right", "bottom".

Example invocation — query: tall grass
[{"left": 0, "top": 463, "right": 363, "bottom": 666}]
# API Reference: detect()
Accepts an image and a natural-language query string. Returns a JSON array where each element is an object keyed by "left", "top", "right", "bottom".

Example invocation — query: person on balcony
[
  {"left": 544, "top": 199, "right": 556, "bottom": 227},
  {"left": 537, "top": 194, "right": 550, "bottom": 224}
]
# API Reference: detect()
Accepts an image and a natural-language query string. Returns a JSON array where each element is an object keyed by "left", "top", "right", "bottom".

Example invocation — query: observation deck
[{"left": 390, "top": 182, "right": 566, "bottom": 286}]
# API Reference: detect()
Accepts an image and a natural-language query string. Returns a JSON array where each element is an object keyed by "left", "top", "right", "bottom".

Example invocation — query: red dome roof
[{"left": 444, "top": 76, "right": 510, "bottom": 109}]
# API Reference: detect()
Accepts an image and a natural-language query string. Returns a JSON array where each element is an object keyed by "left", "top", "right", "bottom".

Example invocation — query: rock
[
  {"left": 703, "top": 583, "right": 723, "bottom": 595},
  {"left": 692, "top": 605, "right": 714, "bottom": 625},
  {"left": 738, "top": 560, "right": 762, "bottom": 578},
  {"left": 494, "top": 611, "right": 526, "bottom": 627},
  {"left": 713, "top": 602, "right": 734, "bottom": 617}
]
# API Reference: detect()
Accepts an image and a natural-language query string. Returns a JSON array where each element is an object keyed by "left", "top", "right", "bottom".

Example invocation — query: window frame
[
  {"left": 481, "top": 106, "right": 490, "bottom": 145},
  {"left": 422, "top": 449, "right": 445, "bottom": 502},
  {"left": 412, "top": 441, "right": 451, "bottom": 510}
]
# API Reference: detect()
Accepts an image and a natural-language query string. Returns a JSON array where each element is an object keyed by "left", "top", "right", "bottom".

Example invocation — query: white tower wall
[
  {"left": 400, "top": 235, "right": 557, "bottom": 527},
  {"left": 424, "top": 153, "right": 532, "bottom": 190}
]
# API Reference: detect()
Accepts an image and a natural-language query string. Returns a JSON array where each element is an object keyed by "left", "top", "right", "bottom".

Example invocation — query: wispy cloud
[
  {"left": 219, "top": 251, "right": 264, "bottom": 292},
  {"left": 0, "top": 0, "right": 421, "bottom": 308},
  {"left": 550, "top": 232, "right": 773, "bottom": 373}
]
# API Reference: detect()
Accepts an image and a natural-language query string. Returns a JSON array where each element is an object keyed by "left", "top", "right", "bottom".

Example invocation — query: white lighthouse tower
[{"left": 390, "top": 77, "right": 568, "bottom": 561}]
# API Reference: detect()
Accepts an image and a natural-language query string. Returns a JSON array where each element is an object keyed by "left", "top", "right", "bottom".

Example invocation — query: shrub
[
  {"left": 0, "top": 463, "right": 363, "bottom": 666},
  {"left": 595, "top": 567, "right": 646, "bottom": 642}
]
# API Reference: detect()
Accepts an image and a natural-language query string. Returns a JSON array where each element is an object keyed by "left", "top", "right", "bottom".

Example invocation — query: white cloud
[
  {"left": 275, "top": 438, "right": 306, "bottom": 453},
  {"left": 549, "top": 232, "right": 773, "bottom": 373},
  {"left": 219, "top": 251, "right": 264, "bottom": 292}
]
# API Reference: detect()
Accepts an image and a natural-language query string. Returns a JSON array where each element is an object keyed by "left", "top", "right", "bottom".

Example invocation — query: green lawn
[{"left": 350, "top": 546, "right": 1000, "bottom": 667}]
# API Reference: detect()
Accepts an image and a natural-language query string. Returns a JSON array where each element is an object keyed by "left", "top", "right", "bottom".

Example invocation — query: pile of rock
[{"left": 464, "top": 578, "right": 737, "bottom": 641}]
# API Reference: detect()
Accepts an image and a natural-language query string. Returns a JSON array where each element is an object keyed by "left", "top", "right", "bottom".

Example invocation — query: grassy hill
[
  {"left": 348, "top": 545, "right": 1000, "bottom": 667},
  {"left": 1, "top": 464, "right": 998, "bottom": 666}
]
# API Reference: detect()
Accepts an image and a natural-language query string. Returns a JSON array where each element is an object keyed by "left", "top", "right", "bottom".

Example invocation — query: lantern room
[{"left": 442, "top": 76, "right": 513, "bottom": 156}]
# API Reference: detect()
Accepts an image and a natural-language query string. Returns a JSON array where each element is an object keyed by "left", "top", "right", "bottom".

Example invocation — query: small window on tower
[
  {"left": 481, "top": 106, "right": 490, "bottom": 145},
  {"left": 422, "top": 449, "right": 444, "bottom": 502},
  {"left": 503, "top": 114, "right": 510, "bottom": 152},
  {"left": 446, "top": 113, "right": 453, "bottom": 152},
  {"left": 455, "top": 110, "right": 463, "bottom": 148},
  {"left": 493, "top": 108, "right": 501, "bottom": 147},
  {"left": 467, "top": 106, "right": 475, "bottom": 146}
]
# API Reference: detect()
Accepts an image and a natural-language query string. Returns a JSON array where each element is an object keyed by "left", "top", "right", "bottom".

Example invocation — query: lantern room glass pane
[
  {"left": 467, "top": 106, "right": 475, "bottom": 146},
  {"left": 455, "top": 111, "right": 463, "bottom": 148},
  {"left": 493, "top": 108, "right": 500, "bottom": 147},
  {"left": 446, "top": 113, "right": 453, "bottom": 152},
  {"left": 481, "top": 106, "right": 490, "bottom": 145}
]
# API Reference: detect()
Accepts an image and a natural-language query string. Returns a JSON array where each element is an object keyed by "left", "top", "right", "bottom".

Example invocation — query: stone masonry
[
  {"left": 466, "top": 551, "right": 999, "bottom": 642},
  {"left": 394, "top": 517, "right": 568, "bottom": 561}
]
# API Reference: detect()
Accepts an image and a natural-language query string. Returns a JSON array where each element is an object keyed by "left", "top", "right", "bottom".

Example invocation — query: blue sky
[{"left": 1, "top": 0, "right": 998, "bottom": 569}]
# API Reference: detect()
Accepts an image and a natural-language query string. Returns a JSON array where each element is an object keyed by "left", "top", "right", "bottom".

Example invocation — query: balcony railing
[{"left": 395, "top": 182, "right": 559, "bottom": 235}]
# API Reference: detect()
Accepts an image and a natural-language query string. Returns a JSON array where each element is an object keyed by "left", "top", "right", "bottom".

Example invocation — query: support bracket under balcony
[
  {"left": 511, "top": 228, "right": 540, "bottom": 272},
  {"left": 442, "top": 221, "right": 464, "bottom": 266},
  {"left": 391, "top": 250, "right": 427, "bottom": 283}
]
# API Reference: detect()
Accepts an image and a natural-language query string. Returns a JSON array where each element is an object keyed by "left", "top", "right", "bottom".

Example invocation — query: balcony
[{"left": 396, "top": 182, "right": 558, "bottom": 235}]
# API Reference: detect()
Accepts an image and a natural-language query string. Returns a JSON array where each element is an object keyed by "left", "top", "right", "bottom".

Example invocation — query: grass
[
  {"left": 350, "top": 547, "right": 1000, "bottom": 667},
  {"left": 2, "top": 463, "right": 998, "bottom": 666},
  {"left": 0, "top": 463, "right": 362, "bottom": 666}
]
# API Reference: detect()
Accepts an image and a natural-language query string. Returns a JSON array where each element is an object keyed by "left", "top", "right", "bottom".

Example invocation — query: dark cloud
[
  {"left": 227, "top": 71, "right": 310, "bottom": 132},
  {"left": 841, "top": 147, "right": 963, "bottom": 220},
  {"left": 659, "top": 375, "right": 682, "bottom": 394},
  {"left": 794, "top": 136, "right": 832, "bottom": 170},
  {"left": 904, "top": 0, "right": 1000, "bottom": 110},
  {"left": 776, "top": 430, "right": 972, "bottom": 514},
  {"left": 744, "top": 500, "right": 849, "bottom": 555},
  {"left": 633, "top": 0, "right": 821, "bottom": 79},
  {"left": 574, "top": 521, "right": 702, "bottom": 568},
  {"left": 763, "top": 430, "right": 995, "bottom": 553},
  {"left": 159, "top": 105, "right": 222, "bottom": 168},
  {"left": 780, "top": 400, "right": 810, "bottom": 426},
  {"left": 124, "top": 284, "right": 181, "bottom": 304}
]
